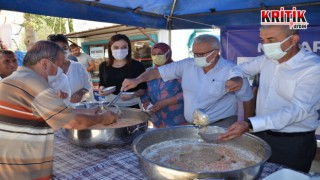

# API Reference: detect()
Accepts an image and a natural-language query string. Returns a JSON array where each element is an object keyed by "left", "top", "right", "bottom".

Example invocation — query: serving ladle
[
  {"left": 193, "top": 91, "right": 230, "bottom": 126},
  {"left": 107, "top": 91, "right": 123, "bottom": 107},
  {"left": 99, "top": 91, "right": 123, "bottom": 116},
  {"left": 192, "top": 91, "right": 230, "bottom": 142},
  {"left": 198, "top": 126, "right": 226, "bottom": 142}
]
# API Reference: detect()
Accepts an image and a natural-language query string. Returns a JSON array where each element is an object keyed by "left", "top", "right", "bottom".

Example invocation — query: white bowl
[{"left": 102, "top": 86, "right": 116, "bottom": 94}]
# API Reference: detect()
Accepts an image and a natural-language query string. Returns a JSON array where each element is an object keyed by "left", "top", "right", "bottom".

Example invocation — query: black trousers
[{"left": 253, "top": 131, "right": 317, "bottom": 173}]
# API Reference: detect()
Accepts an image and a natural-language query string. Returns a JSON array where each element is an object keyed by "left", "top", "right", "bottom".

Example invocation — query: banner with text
[{"left": 221, "top": 25, "right": 320, "bottom": 63}]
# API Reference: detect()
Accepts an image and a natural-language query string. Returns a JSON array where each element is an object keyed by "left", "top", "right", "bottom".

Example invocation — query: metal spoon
[
  {"left": 104, "top": 91, "right": 123, "bottom": 116},
  {"left": 193, "top": 91, "right": 230, "bottom": 127},
  {"left": 107, "top": 91, "right": 123, "bottom": 107}
]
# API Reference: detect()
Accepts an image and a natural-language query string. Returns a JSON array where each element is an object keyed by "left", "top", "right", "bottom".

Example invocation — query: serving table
[{"left": 52, "top": 129, "right": 287, "bottom": 180}]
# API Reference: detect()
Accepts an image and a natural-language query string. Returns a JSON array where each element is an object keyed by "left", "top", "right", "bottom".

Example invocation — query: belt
[
  {"left": 208, "top": 116, "right": 232, "bottom": 125},
  {"left": 264, "top": 130, "right": 315, "bottom": 137}
]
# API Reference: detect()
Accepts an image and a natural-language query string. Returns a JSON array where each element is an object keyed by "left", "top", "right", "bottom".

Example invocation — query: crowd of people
[{"left": 0, "top": 24, "right": 319, "bottom": 178}]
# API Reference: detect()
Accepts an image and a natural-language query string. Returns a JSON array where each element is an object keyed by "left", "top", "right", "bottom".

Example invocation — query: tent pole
[
  {"left": 138, "top": 27, "right": 157, "bottom": 44},
  {"left": 169, "top": 30, "right": 171, "bottom": 46},
  {"left": 167, "top": 0, "right": 176, "bottom": 46}
]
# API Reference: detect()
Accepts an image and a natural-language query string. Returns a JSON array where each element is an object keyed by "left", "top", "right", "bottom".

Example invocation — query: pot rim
[
  {"left": 64, "top": 107, "right": 151, "bottom": 131},
  {"left": 132, "top": 125, "right": 272, "bottom": 174}
]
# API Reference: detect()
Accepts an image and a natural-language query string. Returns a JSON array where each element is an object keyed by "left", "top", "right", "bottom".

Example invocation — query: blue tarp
[
  {"left": 15, "top": 50, "right": 26, "bottom": 66},
  {"left": 0, "top": 0, "right": 319, "bottom": 29}
]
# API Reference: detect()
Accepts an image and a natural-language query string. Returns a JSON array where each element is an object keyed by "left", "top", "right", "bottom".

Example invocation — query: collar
[
  {"left": 215, "top": 56, "right": 224, "bottom": 69},
  {"left": 17, "top": 66, "right": 44, "bottom": 79},
  {"left": 283, "top": 48, "right": 306, "bottom": 67}
]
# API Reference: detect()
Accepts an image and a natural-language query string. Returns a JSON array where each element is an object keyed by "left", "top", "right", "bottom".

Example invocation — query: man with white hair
[
  {"left": 0, "top": 41, "right": 117, "bottom": 179},
  {"left": 122, "top": 34, "right": 253, "bottom": 127},
  {"left": 221, "top": 25, "right": 320, "bottom": 172}
]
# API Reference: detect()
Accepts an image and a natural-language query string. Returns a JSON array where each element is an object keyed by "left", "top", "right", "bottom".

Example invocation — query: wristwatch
[{"left": 244, "top": 118, "right": 253, "bottom": 132}]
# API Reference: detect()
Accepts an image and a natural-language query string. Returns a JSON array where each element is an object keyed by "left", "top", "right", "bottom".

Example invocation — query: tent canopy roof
[{"left": 0, "top": 0, "right": 319, "bottom": 29}]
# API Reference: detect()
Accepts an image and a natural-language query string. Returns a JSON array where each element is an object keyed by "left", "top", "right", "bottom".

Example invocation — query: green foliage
[{"left": 23, "top": 13, "right": 73, "bottom": 40}]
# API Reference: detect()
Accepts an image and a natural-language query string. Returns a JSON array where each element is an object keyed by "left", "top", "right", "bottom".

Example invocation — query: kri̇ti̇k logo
[{"left": 261, "top": 7, "right": 309, "bottom": 29}]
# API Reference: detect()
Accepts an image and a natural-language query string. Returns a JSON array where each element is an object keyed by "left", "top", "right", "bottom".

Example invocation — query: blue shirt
[{"left": 158, "top": 57, "right": 253, "bottom": 123}]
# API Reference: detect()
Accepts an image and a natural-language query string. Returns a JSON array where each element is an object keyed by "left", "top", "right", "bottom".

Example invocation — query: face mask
[
  {"left": 48, "top": 67, "right": 71, "bottom": 104},
  {"left": 194, "top": 50, "right": 215, "bottom": 68},
  {"left": 112, "top": 49, "right": 128, "bottom": 60},
  {"left": 64, "top": 50, "right": 70, "bottom": 59},
  {"left": 48, "top": 67, "right": 63, "bottom": 84},
  {"left": 262, "top": 35, "right": 293, "bottom": 60},
  {"left": 151, "top": 51, "right": 169, "bottom": 66}
]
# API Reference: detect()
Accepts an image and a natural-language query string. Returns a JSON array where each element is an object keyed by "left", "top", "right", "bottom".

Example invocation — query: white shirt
[
  {"left": 230, "top": 49, "right": 320, "bottom": 132},
  {"left": 66, "top": 61, "right": 92, "bottom": 95},
  {"left": 158, "top": 57, "right": 253, "bottom": 123},
  {"left": 76, "top": 53, "right": 93, "bottom": 69}
]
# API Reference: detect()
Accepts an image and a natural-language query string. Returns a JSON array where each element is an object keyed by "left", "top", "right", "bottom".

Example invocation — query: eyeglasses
[{"left": 190, "top": 49, "right": 217, "bottom": 57}]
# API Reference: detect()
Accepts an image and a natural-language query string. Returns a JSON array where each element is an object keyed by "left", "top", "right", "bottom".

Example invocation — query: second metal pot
[{"left": 62, "top": 107, "right": 150, "bottom": 147}]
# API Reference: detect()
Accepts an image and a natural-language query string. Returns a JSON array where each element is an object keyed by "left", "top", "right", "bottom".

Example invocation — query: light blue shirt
[
  {"left": 230, "top": 48, "right": 320, "bottom": 132},
  {"left": 158, "top": 57, "right": 253, "bottom": 123}
]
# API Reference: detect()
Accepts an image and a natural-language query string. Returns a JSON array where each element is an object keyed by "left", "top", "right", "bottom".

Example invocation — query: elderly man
[
  {"left": 122, "top": 34, "right": 253, "bottom": 127},
  {"left": 0, "top": 50, "right": 18, "bottom": 80},
  {"left": 0, "top": 41, "right": 117, "bottom": 179},
  {"left": 220, "top": 25, "right": 320, "bottom": 173}
]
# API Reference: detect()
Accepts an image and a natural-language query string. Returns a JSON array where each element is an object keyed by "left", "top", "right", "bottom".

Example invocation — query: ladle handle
[
  {"left": 107, "top": 91, "right": 123, "bottom": 107},
  {"left": 204, "top": 91, "right": 230, "bottom": 111}
]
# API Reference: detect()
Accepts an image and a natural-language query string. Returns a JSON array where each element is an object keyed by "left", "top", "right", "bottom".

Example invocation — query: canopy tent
[{"left": 0, "top": 0, "right": 319, "bottom": 29}]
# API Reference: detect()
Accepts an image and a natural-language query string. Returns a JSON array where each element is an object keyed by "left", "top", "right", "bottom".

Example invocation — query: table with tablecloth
[{"left": 52, "top": 129, "right": 287, "bottom": 180}]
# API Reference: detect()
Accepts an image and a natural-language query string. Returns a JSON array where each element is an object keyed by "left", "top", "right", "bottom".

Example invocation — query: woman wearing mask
[
  {"left": 141, "top": 43, "right": 186, "bottom": 128},
  {"left": 47, "top": 34, "right": 92, "bottom": 104},
  {"left": 98, "top": 34, "right": 147, "bottom": 108}
]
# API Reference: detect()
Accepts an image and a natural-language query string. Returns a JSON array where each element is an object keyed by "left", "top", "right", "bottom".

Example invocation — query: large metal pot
[
  {"left": 132, "top": 126, "right": 271, "bottom": 180},
  {"left": 62, "top": 106, "right": 150, "bottom": 147}
]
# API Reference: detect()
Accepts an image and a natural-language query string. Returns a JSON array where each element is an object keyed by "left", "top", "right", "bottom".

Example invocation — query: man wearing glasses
[{"left": 122, "top": 34, "right": 253, "bottom": 127}]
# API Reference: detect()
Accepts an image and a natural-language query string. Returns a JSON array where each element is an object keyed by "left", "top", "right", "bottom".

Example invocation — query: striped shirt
[{"left": 0, "top": 66, "right": 75, "bottom": 179}]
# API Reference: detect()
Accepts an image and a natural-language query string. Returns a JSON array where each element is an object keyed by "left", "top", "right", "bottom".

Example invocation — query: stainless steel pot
[
  {"left": 132, "top": 126, "right": 271, "bottom": 180},
  {"left": 62, "top": 107, "right": 150, "bottom": 147}
]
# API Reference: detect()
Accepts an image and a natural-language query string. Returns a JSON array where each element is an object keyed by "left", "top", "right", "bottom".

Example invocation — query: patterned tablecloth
[{"left": 52, "top": 130, "right": 285, "bottom": 180}]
